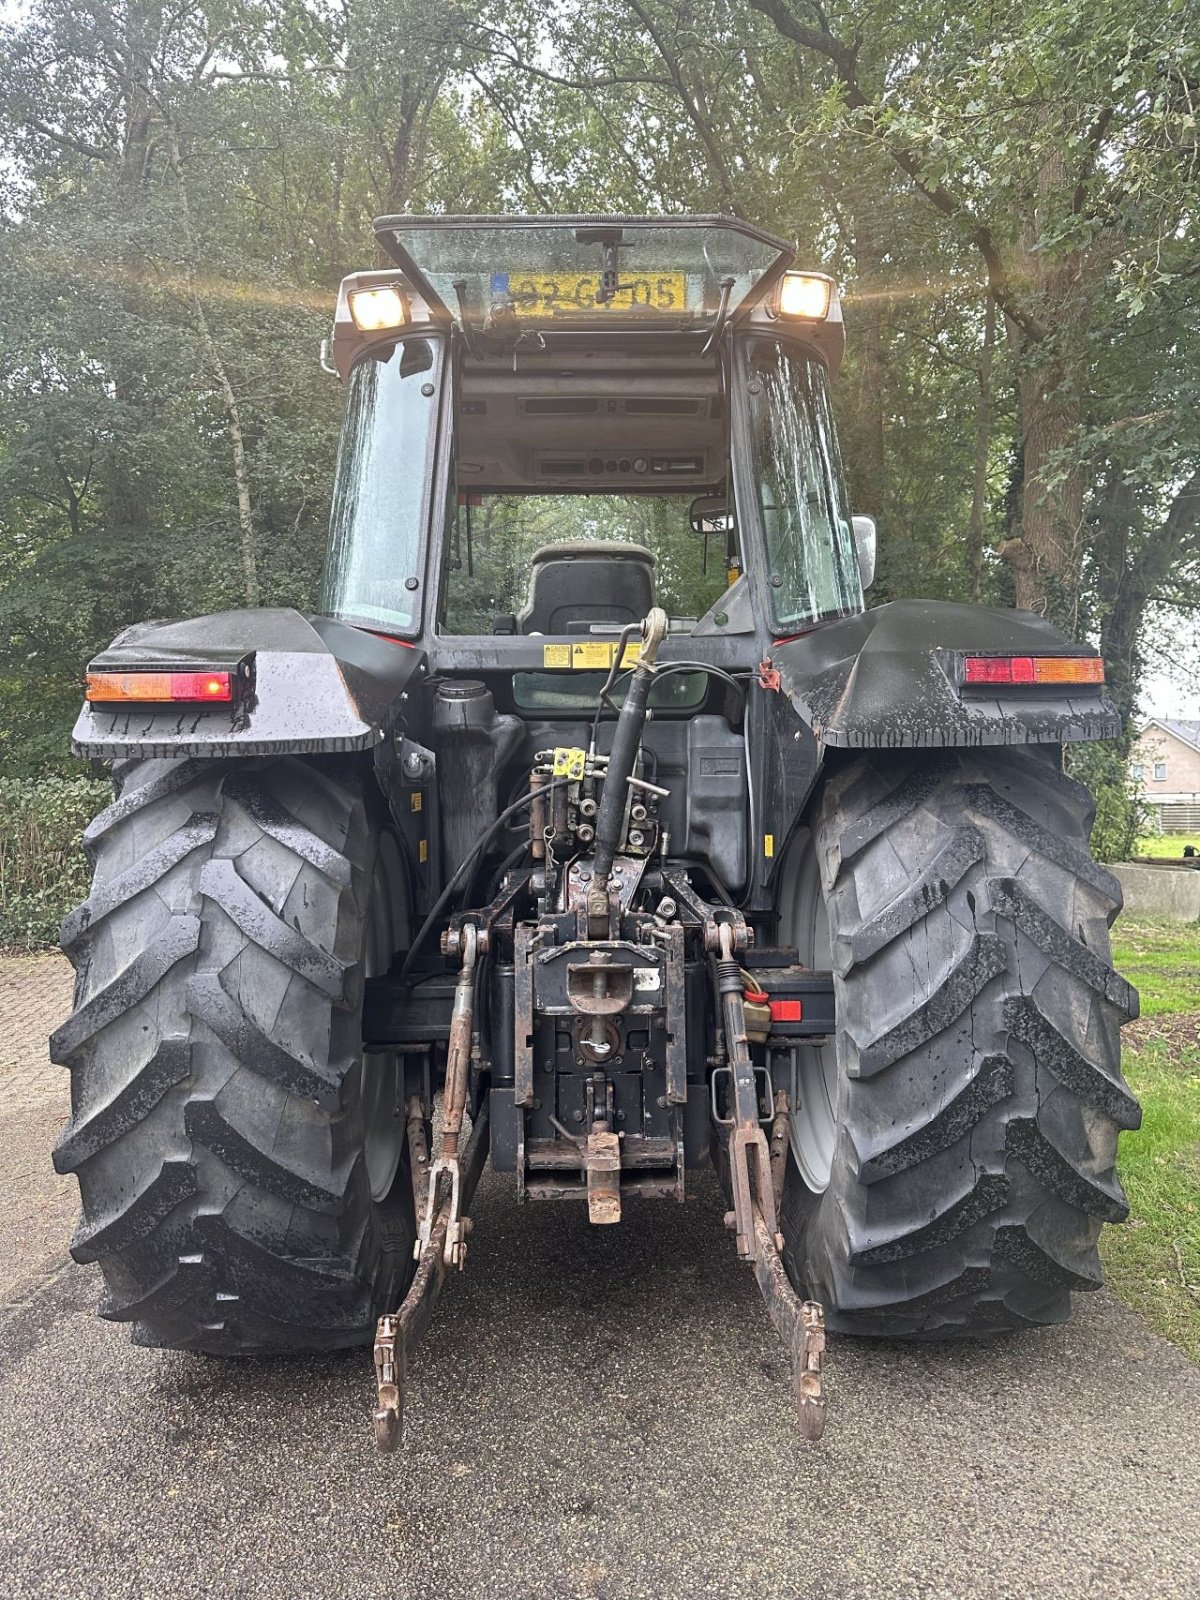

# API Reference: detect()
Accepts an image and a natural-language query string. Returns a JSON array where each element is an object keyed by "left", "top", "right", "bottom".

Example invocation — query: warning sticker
[
  {"left": 763, "top": 833, "right": 775, "bottom": 859},
  {"left": 571, "top": 641, "right": 613, "bottom": 670},
  {"left": 541, "top": 639, "right": 643, "bottom": 670}
]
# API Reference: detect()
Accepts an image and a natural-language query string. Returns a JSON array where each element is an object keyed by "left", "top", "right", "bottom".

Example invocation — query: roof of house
[{"left": 1142, "top": 719, "right": 1200, "bottom": 752}]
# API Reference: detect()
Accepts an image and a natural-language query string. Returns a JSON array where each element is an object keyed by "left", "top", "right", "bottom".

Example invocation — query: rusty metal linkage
[
  {"left": 373, "top": 1097, "right": 491, "bottom": 1452},
  {"left": 416, "top": 922, "right": 478, "bottom": 1269},
  {"left": 718, "top": 923, "right": 829, "bottom": 1442},
  {"left": 751, "top": 1211, "right": 828, "bottom": 1441}
]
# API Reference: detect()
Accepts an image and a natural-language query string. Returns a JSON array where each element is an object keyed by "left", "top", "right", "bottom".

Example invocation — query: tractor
[{"left": 52, "top": 216, "right": 1139, "bottom": 1447}]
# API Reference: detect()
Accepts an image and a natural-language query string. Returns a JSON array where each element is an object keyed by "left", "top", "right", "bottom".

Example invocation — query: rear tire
[
  {"left": 51, "top": 756, "right": 416, "bottom": 1353},
  {"left": 777, "top": 747, "right": 1140, "bottom": 1337}
]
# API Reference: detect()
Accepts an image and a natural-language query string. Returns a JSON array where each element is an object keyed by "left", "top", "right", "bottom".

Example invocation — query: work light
[
  {"left": 348, "top": 286, "right": 409, "bottom": 331},
  {"left": 778, "top": 272, "right": 832, "bottom": 320}
]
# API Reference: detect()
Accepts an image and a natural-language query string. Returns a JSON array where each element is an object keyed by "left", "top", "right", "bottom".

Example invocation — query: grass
[
  {"left": 1103, "top": 918, "right": 1200, "bottom": 1359},
  {"left": 1111, "top": 919, "right": 1200, "bottom": 1017},
  {"left": 1133, "top": 833, "right": 1200, "bottom": 860}
]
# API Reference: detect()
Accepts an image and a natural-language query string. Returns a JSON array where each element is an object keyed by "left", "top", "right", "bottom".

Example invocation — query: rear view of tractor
[{"left": 52, "top": 217, "right": 1139, "bottom": 1447}]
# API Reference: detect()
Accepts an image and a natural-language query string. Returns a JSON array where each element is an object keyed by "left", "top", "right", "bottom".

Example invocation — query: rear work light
[
  {"left": 86, "top": 670, "right": 233, "bottom": 704},
  {"left": 961, "top": 655, "right": 1105, "bottom": 688}
]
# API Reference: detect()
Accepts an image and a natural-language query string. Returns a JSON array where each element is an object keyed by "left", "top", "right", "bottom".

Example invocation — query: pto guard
[
  {"left": 71, "top": 608, "right": 425, "bottom": 759},
  {"left": 771, "top": 599, "right": 1120, "bottom": 749}
]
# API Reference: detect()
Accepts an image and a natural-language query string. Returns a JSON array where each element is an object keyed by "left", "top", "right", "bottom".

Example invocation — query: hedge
[{"left": 0, "top": 775, "right": 111, "bottom": 950}]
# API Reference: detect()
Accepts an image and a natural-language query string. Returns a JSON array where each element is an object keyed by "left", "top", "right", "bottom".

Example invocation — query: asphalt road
[{"left": 2, "top": 956, "right": 1198, "bottom": 1600}]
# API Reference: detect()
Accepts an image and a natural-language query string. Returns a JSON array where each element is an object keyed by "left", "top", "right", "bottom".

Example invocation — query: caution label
[{"left": 540, "top": 640, "right": 643, "bottom": 670}]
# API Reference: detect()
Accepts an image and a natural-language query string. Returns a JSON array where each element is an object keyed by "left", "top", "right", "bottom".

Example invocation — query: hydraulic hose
[{"left": 591, "top": 607, "right": 668, "bottom": 890}]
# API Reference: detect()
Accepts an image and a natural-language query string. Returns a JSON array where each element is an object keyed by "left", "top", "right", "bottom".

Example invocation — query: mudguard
[
  {"left": 771, "top": 599, "right": 1120, "bottom": 749},
  {"left": 71, "top": 608, "right": 425, "bottom": 759}
]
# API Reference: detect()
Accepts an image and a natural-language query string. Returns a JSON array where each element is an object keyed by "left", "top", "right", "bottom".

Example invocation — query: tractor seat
[{"left": 517, "top": 541, "right": 657, "bottom": 635}]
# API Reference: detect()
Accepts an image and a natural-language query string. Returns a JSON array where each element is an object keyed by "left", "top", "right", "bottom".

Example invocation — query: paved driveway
[{"left": 2, "top": 955, "right": 1197, "bottom": 1600}]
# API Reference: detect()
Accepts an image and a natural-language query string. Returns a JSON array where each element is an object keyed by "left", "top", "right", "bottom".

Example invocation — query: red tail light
[
  {"left": 86, "top": 670, "right": 233, "bottom": 703},
  {"left": 769, "top": 999, "right": 803, "bottom": 1023},
  {"left": 961, "top": 655, "right": 1104, "bottom": 687}
]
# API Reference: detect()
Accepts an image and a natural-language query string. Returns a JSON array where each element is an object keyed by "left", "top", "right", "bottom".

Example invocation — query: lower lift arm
[{"left": 715, "top": 919, "right": 827, "bottom": 1441}]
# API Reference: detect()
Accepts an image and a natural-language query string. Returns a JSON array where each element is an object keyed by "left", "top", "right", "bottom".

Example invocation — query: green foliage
[
  {"left": 1067, "top": 738, "right": 1145, "bottom": 863},
  {"left": 0, "top": 774, "right": 109, "bottom": 948},
  {"left": 1105, "top": 919, "right": 1200, "bottom": 1358}
]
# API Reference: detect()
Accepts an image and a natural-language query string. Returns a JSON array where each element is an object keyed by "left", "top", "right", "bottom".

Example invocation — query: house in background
[{"left": 1131, "top": 720, "right": 1200, "bottom": 832}]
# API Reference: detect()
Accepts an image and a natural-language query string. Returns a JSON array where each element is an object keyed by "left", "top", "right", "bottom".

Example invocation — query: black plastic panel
[{"left": 772, "top": 600, "right": 1120, "bottom": 749}]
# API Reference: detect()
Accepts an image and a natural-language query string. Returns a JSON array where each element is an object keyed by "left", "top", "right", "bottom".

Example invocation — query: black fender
[
  {"left": 71, "top": 608, "right": 426, "bottom": 759},
  {"left": 770, "top": 599, "right": 1119, "bottom": 749}
]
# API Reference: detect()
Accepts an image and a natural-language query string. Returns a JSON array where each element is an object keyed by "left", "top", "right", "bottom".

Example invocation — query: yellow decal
[
  {"left": 410, "top": 792, "right": 422, "bottom": 813},
  {"left": 508, "top": 270, "right": 687, "bottom": 317},
  {"left": 543, "top": 640, "right": 640, "bottom": 670},
  {"left": 418, "top": 839, "right": 428, "bottom": 864},
  {"left": 553, "top": 746, "right": 587, "bottom": 780},
  {"left": 763, "top": 833, "right": 775, "bottom": 859},
  {"left": 571, "top": 640, "right": 613, "bottom": 670}
]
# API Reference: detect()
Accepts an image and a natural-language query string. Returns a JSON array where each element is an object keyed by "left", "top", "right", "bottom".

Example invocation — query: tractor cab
[{"left": 322, "top": 215, "right": 866, "bottom": 653}]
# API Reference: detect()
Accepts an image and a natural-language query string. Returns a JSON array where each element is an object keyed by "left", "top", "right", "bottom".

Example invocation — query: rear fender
[
  {"left": 71, "top": 608, "right": 425, "bottom": 759},
  {"left": 770, "top": 599, "right": 1120, "bottom": 750}
]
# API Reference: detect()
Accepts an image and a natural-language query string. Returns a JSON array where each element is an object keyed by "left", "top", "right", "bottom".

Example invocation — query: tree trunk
[
  {"left": 1000, "top": 350, "right": 1086, "bottom": 624},
  {"left": 965, "top": 293, "right": 995, "bottom": 601},
  {"left": 102, "top": 40, "right": 157, "bottom": 631},
  {"left": 1098, "top": 467, "right": 1200, "bottom": 723},
  {"left": 166, "top": 126, "right": 259, "bottom": 606}
]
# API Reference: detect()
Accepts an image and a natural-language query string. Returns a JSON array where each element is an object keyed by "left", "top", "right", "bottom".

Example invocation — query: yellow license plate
[{"left": 505, "top": 271, "right": 688, "bottom": 315}]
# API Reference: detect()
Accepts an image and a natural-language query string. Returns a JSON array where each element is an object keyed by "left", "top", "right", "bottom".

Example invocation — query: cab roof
[
  {"left": 372, "top": 214, "right": 796, "bottom": 333},
  {"left": 328, "top": 215, "right": 844, "bottom": 383}
]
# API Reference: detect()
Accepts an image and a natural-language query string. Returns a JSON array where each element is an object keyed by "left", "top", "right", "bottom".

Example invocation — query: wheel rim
[
  {"left": 361, "top": 841, "right": 405, "bottom": 1203},
  {"left": 778, "top": 830, "right": 838, "bottom": 1193}
]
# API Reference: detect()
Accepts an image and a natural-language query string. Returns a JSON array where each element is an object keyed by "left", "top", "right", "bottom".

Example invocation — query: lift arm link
[
  {"left": 416, "top": 923, "right": 478, "bottom": 1269},
  {"left": 373, "top": 1099, "right": 491, "bottom": 1453},
  {"left": 716, "top": 924, "right": 829, "bottom": 1441}
]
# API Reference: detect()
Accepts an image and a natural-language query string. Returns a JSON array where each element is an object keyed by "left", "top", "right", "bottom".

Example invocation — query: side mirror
[
  {"left": 689, "top": 495, "right": 733, "bottom": 537},
  {"left": 852, "top": 514, "right": 877, "bottom": 591}
]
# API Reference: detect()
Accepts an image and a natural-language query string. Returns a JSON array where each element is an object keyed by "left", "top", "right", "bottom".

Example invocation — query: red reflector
[
  {"left": 962, "top": 655, "right": 1103, "bottom": 687},
  {"left": 962, "top": 655, "right": 1033, "bottom": 684},
  {"left": 172, "top": 672, "right": 233, "bottom": 701},
  {"left": 86, "top": 670, "right": 233, "bottom": 703},
  {"left": 769, "top": 999, "right": 803, "bottom": 1023}
]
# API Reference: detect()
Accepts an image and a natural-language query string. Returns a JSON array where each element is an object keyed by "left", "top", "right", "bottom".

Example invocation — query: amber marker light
[
  {"left": 86, "top": 670, "right": 233, "bottom": 703},
  {"left": 777, "top": 271, "right": 833, "bottom": 320},
  {"left": 961, "top": 656, "right": 1105, "bottom": 687},
  {"left": 348, "top": 285, "right": 409, "bottom": 332}
]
